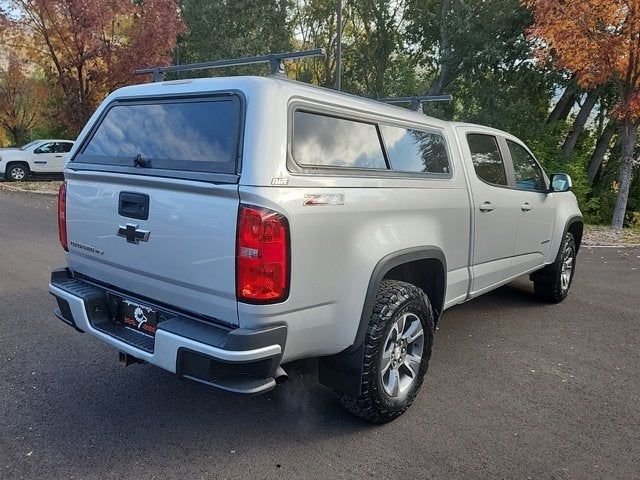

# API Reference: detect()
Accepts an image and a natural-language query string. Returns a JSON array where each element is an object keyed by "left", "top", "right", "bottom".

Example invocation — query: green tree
[
  {"left": 406, "top": 0, "right": 534, "bottom": 96},
  {"left": 291, "top": 0, "right": 340, "bottom": 86},
  {"left": 180, "top": 0, "right": 292, "bottom": 73},
  {"left": 341, "top": 0, "right": 411, "bottom": 98}
]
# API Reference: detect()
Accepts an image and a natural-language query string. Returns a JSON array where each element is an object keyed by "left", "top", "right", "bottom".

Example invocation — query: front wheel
[
  {"left": 334, "top": 280, "right": 434, "bottom": 423},
  {"left": 533, "top": 232, "right": 577, "bottom": 303}
]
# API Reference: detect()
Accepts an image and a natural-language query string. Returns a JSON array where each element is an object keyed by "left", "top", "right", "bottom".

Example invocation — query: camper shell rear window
[{"left": 73, "top": 94, "right": 243, "bottom": 179}]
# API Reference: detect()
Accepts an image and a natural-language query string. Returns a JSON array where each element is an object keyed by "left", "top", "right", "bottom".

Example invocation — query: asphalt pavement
[{"left": 1, "top": 189, "right": 639, "bottom": 479}]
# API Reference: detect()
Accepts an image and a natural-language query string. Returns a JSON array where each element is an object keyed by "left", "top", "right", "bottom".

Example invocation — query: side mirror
[{"left": 549, "top": 173, "right": 572, "bottom": 193}]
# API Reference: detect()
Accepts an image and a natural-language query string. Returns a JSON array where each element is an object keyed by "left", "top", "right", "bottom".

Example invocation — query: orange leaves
[
  {"left": 612, "top": 91, "right": 640, "bottom": 119},
  {"left": 525, "top": 0, "right": 640, "bottom": 120},
  {"left": 5, "top": 0, "right": 185, "bottom": 133},
  {"left": 0, "top": 53, "right": 48, "bottom": 145}
]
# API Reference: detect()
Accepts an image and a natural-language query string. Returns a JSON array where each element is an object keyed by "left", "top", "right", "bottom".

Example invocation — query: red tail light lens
[
  {"left": 236, "top": 204, "right": 289, "bottom": 303},
  {"left": 58, "top": 182, "right": 68, "bottom": 251}
]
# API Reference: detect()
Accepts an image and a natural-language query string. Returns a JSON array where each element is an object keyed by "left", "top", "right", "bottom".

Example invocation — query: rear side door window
[
  {"left": 58, "top": 142, "right": 74, "bottom": 153},
  {"left": 467, "top": 134, "right": 508, "bottom": 186},
  {"left": 507, "top": 140, "right": 547, "bottom": 192},
  {"left": 292, "top": 110, "right": 387, "bottom": 169},
  {"left": 379, "top": 125, "right": 451, "bottom": 175}
]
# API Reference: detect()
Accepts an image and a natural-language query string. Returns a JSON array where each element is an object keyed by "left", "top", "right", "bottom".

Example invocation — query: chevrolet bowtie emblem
[{"left": 117, "top": 224, "right": 150, "bottom": 244}]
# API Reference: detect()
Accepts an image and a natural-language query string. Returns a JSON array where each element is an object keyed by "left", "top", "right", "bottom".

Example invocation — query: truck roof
[
  {"left": 109, "top": 75, "right": 452, "bottom": 129},
  {"left": 449, "top": 121, "right": 524, "bottom": 144}
]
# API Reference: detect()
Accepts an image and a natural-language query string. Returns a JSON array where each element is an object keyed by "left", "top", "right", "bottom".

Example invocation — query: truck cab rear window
[
  {"left": 78, "top": 98, "right": 241, "bottom": 174},
  {"left": 467, "top": 133, "right": 508, "bottom": 186},
  {"left": 292, "top": 111, "right": 387, "bottom": 169}
]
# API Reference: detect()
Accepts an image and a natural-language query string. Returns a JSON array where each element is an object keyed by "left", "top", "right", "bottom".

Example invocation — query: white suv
[
  {"left": 1, "top": 139, "right": 74, "bottom": 181},
  {"left": 48, "top": 69, "right": 582, "bottom": 423}
]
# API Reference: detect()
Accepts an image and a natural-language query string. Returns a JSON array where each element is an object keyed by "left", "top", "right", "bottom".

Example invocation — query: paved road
[{"left": 1, "top": 190, "right": 639, "bottom": 480}]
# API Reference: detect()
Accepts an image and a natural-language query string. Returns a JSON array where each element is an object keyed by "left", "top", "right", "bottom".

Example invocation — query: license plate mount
[{"left": 120, "top": 299, "right": 159, "bottom": 337}]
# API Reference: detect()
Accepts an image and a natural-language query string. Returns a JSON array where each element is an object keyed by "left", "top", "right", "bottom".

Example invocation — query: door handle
[
  {"left": 479, "top": 202, "right": 495, "bottom": 212},
  {"left": 521, "top": 203, "right": 533, "bottom": 212},
  {"left": 54, "top": 155, "right": 63, "bottom": 158},
  {"left": 118, "top": 191, "right": 150, "bottom": 220}
]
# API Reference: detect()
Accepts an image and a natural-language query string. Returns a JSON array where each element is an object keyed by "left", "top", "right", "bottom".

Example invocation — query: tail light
[
  {"left": 58, "top": 182, "right": 68, "bottom": 251},
  {"left": 236, "top": 204, "right": 289, "bottom": 303}
]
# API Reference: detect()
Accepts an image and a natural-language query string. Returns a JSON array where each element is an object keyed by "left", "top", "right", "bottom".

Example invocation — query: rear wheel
[
  {"left": 334, "top": 280, "right": 434, "bottom": 423},
  {"left": 533, "top": 232, "right": 576, "bottom": 303},
  {"left": 5, "top": 162, "right": 29, "bottom": 181}
]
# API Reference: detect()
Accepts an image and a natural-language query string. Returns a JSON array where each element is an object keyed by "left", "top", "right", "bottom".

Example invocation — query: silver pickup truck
[{"left": 49, "top": 74, "right": 582, "bottom": 423}]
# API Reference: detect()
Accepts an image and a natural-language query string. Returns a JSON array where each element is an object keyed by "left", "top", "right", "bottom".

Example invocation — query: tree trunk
[
  {"left": 562, "top": 90, "right": 599, "bottom": 158},
  {"left": 14, "top": 128, "right": 28, "bottom": 147},
  {"left": 587, "top": 121, "right": 617, "bottom": 184},
  {"left": 427, "top": 0, "right": 452, "bottom": 96},
  {"left": 548, "top": 86, "right": 577, "bottom": 124},
  {"left": 556, "top": 93, "right": 577, "bottom": 122},
  {"left": 611, "top": 120, "right": 638, "bottom": 229}
]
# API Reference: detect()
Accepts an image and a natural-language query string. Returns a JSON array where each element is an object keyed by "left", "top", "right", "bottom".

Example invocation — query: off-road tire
[
  {"left": 5, "top": 162, "right": 29, "bottom": 182},
  {"left": 533, "top": 232, "right": 576, "bottom": 303},
  {"left": 334, "top": 280, "right": 434, "bottom": 423}
]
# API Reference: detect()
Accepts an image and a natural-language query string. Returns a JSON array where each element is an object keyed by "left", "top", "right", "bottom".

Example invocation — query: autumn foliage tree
[
  {"left": 5, "top": 0, "right": 184, "bottom": 134},
  {"left": 0, "top": 53, "right": 47, "bottom": 146},
  {"left": 526, "top": 0, "right": 640, "bottom": 229}
]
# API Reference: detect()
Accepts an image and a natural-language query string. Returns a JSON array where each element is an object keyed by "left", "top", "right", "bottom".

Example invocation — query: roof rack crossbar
[
  {"left": 134, "top": 48, "right": 326, "bottom": 82},
  {"left": 379, "top": 95, "right": 453, "bottom": 111}
]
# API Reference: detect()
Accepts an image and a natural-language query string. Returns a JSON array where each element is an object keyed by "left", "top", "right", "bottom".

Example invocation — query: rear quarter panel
[{"left": 239, "top": 102, "right": 471, "bottom": 360}]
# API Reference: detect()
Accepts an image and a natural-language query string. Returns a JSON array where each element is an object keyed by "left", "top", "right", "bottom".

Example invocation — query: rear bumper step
[{"left": 49, "top": 268, "right": 286, "bottom": 395}]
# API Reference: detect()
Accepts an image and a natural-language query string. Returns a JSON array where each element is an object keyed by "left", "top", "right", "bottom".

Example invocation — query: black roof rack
[
  {"left": 134, "top": 48, "right": 326, "bottom": 82},
  {"left": 379, "top": 95, "right": 453, "bottom": 111}
]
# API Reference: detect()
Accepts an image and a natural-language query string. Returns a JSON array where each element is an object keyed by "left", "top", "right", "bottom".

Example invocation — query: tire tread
[{"left": 334, "top": 280, "right": 434, "bottom": 423}]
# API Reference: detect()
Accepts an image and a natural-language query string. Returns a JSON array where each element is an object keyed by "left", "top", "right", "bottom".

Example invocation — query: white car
[{"left": 0, "top": 139, "right": 74, "bottom": 181}]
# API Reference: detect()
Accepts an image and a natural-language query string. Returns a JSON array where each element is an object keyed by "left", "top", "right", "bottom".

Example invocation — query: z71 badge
[{"left": 303, "top": 194, "right": 345, "bottom": 206}]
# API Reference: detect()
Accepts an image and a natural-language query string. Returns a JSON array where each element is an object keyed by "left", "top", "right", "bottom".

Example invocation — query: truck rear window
[{"left": 77, "top": 97, "right": 241, "bottom": 174}]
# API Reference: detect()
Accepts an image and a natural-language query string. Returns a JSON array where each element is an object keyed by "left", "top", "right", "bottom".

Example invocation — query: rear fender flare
[{"left": 318, "top": 246, "right": 446, "bottom": 396}]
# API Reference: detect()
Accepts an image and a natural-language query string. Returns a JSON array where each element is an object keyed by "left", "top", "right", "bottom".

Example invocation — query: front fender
[{"left": 546, "top": 192, "right": 583, "bottom": 263}]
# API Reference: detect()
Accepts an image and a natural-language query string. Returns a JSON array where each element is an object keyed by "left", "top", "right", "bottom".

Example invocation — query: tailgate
[
  {"left": 65, "top": 172, "right": 239, "bottom": 325},
  {"left": 64, "top": 93, "right": 244, "bottom": 325}
]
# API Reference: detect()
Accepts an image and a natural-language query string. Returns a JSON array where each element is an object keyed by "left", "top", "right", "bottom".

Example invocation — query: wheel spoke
[
  {"left": 403, "top": 320, "right": 423, "bottom": 343},
  {"left": 404, "top": 353, "right": 421, "bottom": 378},
  {"left": 387, "top": 369, "right": 400, "bottom": 397},
  {"left": 396, "top": 314, "right": 406, "bottom": 337},
  {"left": 381, "top": 349, "right": 393, "bottom": 374}
]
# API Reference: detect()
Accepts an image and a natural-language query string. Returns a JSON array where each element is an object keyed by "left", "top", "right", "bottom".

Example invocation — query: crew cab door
[
  {"left": 50, "top": 142, "right": 73, "bottom": 172},
  {"left": 458, "top": 129, "right": 520, "bottom": 295},
  {"left": 504, "top": 139, "right": 556, "bottom": 273}
]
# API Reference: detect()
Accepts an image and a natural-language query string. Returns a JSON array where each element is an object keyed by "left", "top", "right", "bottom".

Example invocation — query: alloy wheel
[
  {"left": 380, "top": 312, "right": 424, "bottom": 397},
  {"left": 560, "top": 244, "right": 575, "bottom": 291}
]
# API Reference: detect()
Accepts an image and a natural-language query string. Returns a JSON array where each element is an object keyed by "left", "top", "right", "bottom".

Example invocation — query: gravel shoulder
[
  {"left": 0, "top": 179, "right": 62, "bottom": 195},
  {"left": 583, "top": 224, "right": 640, "bottom": 247}
]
